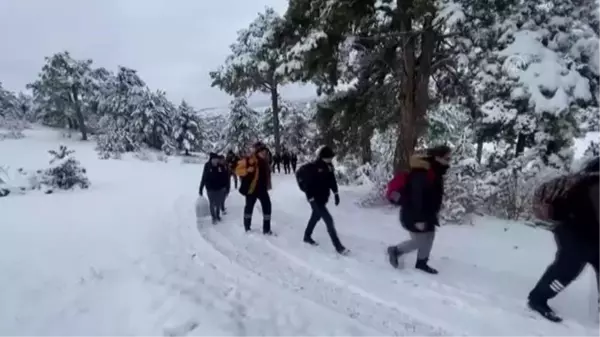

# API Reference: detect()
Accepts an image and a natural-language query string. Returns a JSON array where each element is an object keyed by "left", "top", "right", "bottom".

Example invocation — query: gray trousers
[
  {"left": 396, "top": 231, "right": 435, "bottom": 260},
  {"left": 206, "top": 188, "right": 226, "bottom": 219}
]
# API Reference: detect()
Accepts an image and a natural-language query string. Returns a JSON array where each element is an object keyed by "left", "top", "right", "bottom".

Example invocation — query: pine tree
[
  {"left": 227, "top": 97, "right": 259, "bottom": 153},
  {"left": 210, "top": 7, "right": 290, "bottom": 154},
  {"left": 174, "top": 100, "right": 202, "bottom": 155},
  {"left": 27, "top": 51, "right": 99, "bottom": 140}
]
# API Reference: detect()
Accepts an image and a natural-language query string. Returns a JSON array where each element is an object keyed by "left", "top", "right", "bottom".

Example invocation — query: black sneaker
[
  {"left": 263, "top": 230, "right": 275, "bottom": 236},
  {"left": 528, "top": 299, "right": 563, "bottom": 322},
  {"left": 387, "top": 246, "right": 400, "bottom": 268},
  {"left": 211, "top": 218, "right": 218, "bottom": 225},
  {"left": 303, "top": 237, "right": 319, "bottom": 246},
  {"left": 336, "top": 247, "right": 350, "bottom": 255},
  {"left": 415, "top": 259, "right": 438, "bottom": 274}
]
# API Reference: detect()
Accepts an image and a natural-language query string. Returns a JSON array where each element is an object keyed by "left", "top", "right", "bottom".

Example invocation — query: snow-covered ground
[{"left": 0, "top": 127, "right": 598, "bottom": 336}]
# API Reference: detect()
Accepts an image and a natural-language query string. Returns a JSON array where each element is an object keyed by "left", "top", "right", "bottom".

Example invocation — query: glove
[
  {"left": 334, "top": 193, "right": 340, "bottom": 206},
  {"left": 415, "top": 222, "right": 426, "bottom": 231}
]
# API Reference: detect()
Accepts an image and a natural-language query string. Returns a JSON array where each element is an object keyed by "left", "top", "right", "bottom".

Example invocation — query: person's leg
[
  {"left": 528, "top": 226, "right": 587, "bottom": 322},
  {"left": 304, "top": 203, "right": 322, "bottom": 244},
  {"left": 414, "top": 231, "right": 437, "bottom": 274},
  {"left": 319, "top": 204, "right": 345, "bottom": 251},
  {"left": 243, "top": 195, "right": 258, "bottom": 231},
  {"left": 219, "top": 188, "right": 227, "bottom": 214},
  {"left": 206, "top": 190, "right": 218, "bottom": 223},
  {"left": 258, "top": 193, "right": 272, "bottom": 234},
  {"left": 387, "top": 231, "right": 426, "bottom": 268}
]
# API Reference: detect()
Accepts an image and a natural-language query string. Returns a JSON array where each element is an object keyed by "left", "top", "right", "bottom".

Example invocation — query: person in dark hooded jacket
[
  {"left": 297, "top": 146, "right": 348, "bottom": 255},
  {"left": 526, "top": 156, "right": 599, "bottom": 322},
  {"left": 386, "top": 145, "right": 452, "bottom": 274},
  {"left": 282, "top": 151, "right": 291, "bottom": 174},
  {"left": 199, "top": 152, "right": 229, "bottom": 224}
]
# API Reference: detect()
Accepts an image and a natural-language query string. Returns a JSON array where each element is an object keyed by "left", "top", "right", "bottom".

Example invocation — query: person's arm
[
  {"left": 199, "top": 164, "right": 207, "bottom": 195},
  {"left": 328, "top": 164, "right": 339, "bottom": 195}
]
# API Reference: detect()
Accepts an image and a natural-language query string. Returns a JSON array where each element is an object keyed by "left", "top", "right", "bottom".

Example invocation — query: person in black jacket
[
  {"left": 199, "top": 152, "right": 229, "bottom": 224},
  {"left": 527, "top": 156, "right": 599, "bottom": 322},
  {"left": 290, "top": 151, "right": 298, "bottom": 172},
  {"left": 225, "top": 150, "right": 240, "bottom": 189},
  {"left": 386, "top": 145, "right": 452, "bottom": 274},
  {"left": 282, "top": 151, "right": 291, "bottom": 174},
  {"left": 272, "top": 152, "right": 282, "bottom": 173},
  {"left": 297, "top": 146, "right": 348, "bottom": 255}
]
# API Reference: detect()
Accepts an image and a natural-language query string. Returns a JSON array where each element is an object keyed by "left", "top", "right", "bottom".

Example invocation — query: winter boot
[
  {"left": 336, "top": 246, "right": 350, "bottom": 256},
  {"left": 212, "top": 217, "right": 218, "bottom": 225},
  {"left": 528, "top": 298, "right": 562, "bottom": 322},
  {"left": 415, "top": 258, "right": 438, "bottom": 274},
  {"left": 263, "top": 219, "right": 272, "bottom": 235},
  {"left": 244, "top": 217, "right": 252, "bottom": 232},
  {"left": 387, "top": 246, "right": 401, "bottom": 268},
  {"left": 304, "top": 237, "right": 319, "bottom": 246}
]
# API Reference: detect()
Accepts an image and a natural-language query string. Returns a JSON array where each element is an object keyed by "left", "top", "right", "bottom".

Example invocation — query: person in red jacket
[{"left": 386, "top": 145, "right": 452, "bottom": 274}]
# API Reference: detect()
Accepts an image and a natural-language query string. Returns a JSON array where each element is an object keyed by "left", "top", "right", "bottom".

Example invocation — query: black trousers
[
  {"left": 230, "top": 172, "right": 238, "bottom": 189},
  {"left": 529, "top": 225, "right": 599, "bottom": 302},
  {"left": 243, "top": 192, "right": 272, "bottom": 232},
  {"left": 304, "top": 202, "right": 343, "bottom": 250},
  {"left": 291, "top": 161, "right": 297, "bottom": 172},
  {"left": 283, "top": 162, "right": 291, "bottom": 174},
  {"left": 272, "top": 162, "right": 281, "bottom": 173}
]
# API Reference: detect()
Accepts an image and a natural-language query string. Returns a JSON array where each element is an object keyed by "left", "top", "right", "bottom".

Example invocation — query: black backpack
[{"left": 295, "top": 162, "right": 313, "bottom": 192}]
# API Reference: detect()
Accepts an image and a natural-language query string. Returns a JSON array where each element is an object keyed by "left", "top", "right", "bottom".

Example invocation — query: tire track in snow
[
  {"left": 200, "top": 220, "right": 451, "bottom": 336},
  {"left": 147, "top": 194, "right": 380, "bottom": 336}
]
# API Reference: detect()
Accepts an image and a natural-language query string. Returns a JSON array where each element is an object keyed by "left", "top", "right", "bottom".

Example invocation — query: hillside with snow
[{"left": 0, "top": 128, "right": 598, "bottom": 335}]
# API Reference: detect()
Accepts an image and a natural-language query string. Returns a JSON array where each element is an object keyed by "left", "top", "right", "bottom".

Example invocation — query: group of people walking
[
  {"left": 272, "top": 149, "right": 298, "bottom": 174},
  {"left": 199, "top": 141, "right": 599, "bottom": 323}
]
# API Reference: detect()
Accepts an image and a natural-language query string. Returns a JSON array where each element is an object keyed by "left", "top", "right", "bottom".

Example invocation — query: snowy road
[{"left": 0, "top": 129, "right": 598, "bottom": 335}]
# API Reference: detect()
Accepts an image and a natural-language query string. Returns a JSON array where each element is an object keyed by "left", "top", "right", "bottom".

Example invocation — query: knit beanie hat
[{"left": 317, "top": 145, "right": 335, "bottom": 159}]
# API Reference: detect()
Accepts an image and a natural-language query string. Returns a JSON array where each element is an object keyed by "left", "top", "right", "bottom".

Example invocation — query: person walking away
[
  {"left": 386, "top": 145, "right": 452, "bottom": 274},
  {"left": 236, "top": 142, "right": 274, "bottom": 235},
  {"left": 199, "top": 152, "right": 229, "bottom": 224},
  {"left": 296, "top": 146, "right": 349, "bottom": 255},
  {"left": 226, "top": 150, "right": 239, "bottom": 189},
  {"left": 291, "top": 151, "right": 298, "bottom": 172},
  {"left": 273, "top": 153, "right": 282, "bottom": 173},
  {"left": 282, "top": 151, "right": 291, "bottom": 174},
  {"left": 527, "top": 156, "right": 599, "bottom": 322},
  {"left": 218, "top": 154, "right": 230, "bottom": 214}
]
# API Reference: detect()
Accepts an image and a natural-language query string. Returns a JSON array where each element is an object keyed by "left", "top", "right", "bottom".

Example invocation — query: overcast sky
[{"left": 0, "top": 0, "right": 315, "bottom": 108}]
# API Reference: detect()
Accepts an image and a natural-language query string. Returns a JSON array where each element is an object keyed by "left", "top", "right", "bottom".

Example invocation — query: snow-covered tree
[
  {"left": 27, "top": 51, "right": 100, "bottom": 140},
  {"left": 227, "top": 97, "right": 259, "bottom": 154},
  {"left": 43, "top": 145, "right": 90, "bottom": 191},
  {"left": 129, "top": 90, "right": 176, "bottom": 154},
  {"left": 210, "top": 7, "right": 290, "bottom": 154},
  {"left": 173, "top": 100, "right": 202, "bottom": 155}
]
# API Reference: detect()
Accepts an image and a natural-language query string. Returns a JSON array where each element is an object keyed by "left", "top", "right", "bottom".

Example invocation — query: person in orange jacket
[{"left": 236, "top": 141, "right": 273, "bottom": 234}]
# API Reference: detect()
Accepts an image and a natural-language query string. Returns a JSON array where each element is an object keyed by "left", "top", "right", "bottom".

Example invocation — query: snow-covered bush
[
  {"left": 42, "top": 145, "right": 90, "bottom": 191},
  {"left": 133, "top": 149, "right": 155, "bottom": 162}
]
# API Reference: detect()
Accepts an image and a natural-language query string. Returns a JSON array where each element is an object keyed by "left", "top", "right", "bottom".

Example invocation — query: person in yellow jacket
[{"left": 236, "top": 142, "right": 273, "bottom": 234}]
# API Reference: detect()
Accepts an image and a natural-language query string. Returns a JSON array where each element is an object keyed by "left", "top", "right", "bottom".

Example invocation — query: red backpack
[{"left": 385, "top": 169, "right": 435, "bottom": 205}]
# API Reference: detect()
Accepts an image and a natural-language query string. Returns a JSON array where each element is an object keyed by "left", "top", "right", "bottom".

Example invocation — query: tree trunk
[
  {"left": 270, "top": 85, "right": 281, "bottom": 154},
  {"left": 476, "top": 135, "right": 484, "bottom": 164},
  {"left": 359, "top": 125, "right": 373, "bottom": 164},
  {"left": 515, "top": 132, "right": 526, "bottom": 157},
  {"left": 392, "top": 2, "right": 435, "bottom": 172},
  {"left": 72, "top": 87, "right": 88, "bottom": 141}
]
